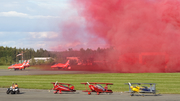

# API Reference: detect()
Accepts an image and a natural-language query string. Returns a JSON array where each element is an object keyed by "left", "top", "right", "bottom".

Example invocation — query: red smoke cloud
[
  {"left": 50, "top": 17, "right": 108, "bottom": 51},
  {"left": 72, "top": 0, "right": 180, "bottom": 72}
]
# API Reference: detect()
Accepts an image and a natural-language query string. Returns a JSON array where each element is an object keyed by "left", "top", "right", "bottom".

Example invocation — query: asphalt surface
[
  {"left": 0, "top": 69, "right": 180, "bottom": 101},
  {"left": 1, "top": 88, "right": 180, "bottom": 101},
  {"left": 0, "top": 69, "right": 101, "bottom": 76}
]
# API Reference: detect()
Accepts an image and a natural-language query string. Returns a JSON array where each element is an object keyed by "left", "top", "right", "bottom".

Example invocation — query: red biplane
[
  {"left": 51, "top": 81, "right": 76, "bottom": 94},
  {"left": 81, "top": 82, "right": 113, "bottom": 95}
]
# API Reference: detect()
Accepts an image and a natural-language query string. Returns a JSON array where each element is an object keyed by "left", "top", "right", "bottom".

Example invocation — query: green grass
[
  {"left": 0, "top": 73, "right": 180, "bottom": 94},
  {"left": 0, "top": 65, "right": 8, "bottom": 69}
]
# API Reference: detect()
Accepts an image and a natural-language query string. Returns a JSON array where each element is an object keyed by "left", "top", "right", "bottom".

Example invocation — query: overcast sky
[{"left": 0, "top": 0, "right": 107, "bottom": 51}]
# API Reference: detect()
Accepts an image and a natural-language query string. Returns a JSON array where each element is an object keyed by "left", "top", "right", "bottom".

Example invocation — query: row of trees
[
  {"left": 0, "top": 46, "right": 55, "bottom": 65},
  {"left": 0, "top": 46, "right": 114, "bottom": 65},
  {"left": 53, "top": 47, "right": 114, "bottom": 65}
]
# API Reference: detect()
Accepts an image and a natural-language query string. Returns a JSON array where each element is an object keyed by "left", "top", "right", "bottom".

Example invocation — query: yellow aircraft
[{"left": 125, "top": 82, "right": 157, "bottom": 96}]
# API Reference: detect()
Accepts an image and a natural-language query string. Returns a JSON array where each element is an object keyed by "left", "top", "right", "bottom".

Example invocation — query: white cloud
[
  {"left": 0, "top": 11, "right": 28, "bottom": 17},
  {"left": 29, "top": 32, "right": 59, "bottom": 39},
  {"left": 0, "top": 11, "right": 61, "bottom": 19}
]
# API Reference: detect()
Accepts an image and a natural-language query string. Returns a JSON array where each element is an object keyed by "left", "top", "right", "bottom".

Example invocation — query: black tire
[
  {"left": 15, "top": 91, "right": 19, "bottom": 94},
  {"left": 130, "top": 93, "right": 134, "bottom": 96},
  {"left": 6, "top": 90, "right": 10, "bottom": 94},
  {"left": 11, "top": 91, "right": 15, "bottom": 94},
  {"left": 153, "top": 91, "right": 156, "bottom": 95},
  {"left": 17, "top": 90, "right": 20, "bottom": 94}
]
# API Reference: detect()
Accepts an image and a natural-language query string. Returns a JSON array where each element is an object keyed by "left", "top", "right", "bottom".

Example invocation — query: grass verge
[
  {"left": 0, "top": 73, "right": 180, "bottom": 94},
  {"left": 0, "top": 65, "right": 8, "bottom": 69}
]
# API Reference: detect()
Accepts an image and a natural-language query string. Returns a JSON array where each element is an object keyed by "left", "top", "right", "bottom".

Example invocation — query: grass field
[
  {"left": 0, "top": 73, "right": 180, "bottom": 94},
  {"left": 0, "top": 65, "right": 8, "bottom": 69}
]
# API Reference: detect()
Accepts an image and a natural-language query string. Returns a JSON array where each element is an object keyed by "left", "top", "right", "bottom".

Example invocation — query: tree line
[
  {"left": 50, "top": 47, "right": 114, "bottom": 65},
  {"left": 0, "top": 46, "right": 114, "bottom": 65},
  {"left": 0, "top": 46, "right": 54, "bottom": 65}
]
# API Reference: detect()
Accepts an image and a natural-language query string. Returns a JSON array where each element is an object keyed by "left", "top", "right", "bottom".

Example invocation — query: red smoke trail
[{"left": 72, "top": 0, "right": 180, "bottom": 73}]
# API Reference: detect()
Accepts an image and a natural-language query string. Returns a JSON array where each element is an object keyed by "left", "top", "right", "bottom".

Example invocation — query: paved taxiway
[
  {"left": 0, "top": 69, "right": 100, "bottom": 76},
  {"left": 0, "top": 88, "right": 180, "bottom": 101}
]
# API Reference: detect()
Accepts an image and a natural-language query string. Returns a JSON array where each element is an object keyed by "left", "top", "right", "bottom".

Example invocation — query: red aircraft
[
  {"left": 81, "top": 82, "right": 113, "bottom": 95},
  {"left": 51, "top": 60, "right": 71, "bottom": 69},
  {"left": 8, "top": 60, "right": 27, "bottom": 70},
  {"left": 51, "top": 81, "right": 76, "bottom": 94}
]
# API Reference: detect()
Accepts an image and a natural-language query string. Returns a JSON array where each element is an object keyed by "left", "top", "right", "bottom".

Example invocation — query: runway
[
  {"left": 0, "top": 88, "right": 180, "bottom": 101},
  {"left": 0, "top": 69, "right": 101, "bottom": 76}
]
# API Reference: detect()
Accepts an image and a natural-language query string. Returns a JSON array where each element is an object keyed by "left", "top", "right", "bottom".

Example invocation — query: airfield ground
[
  {"left": 0, "top": 69, "right": 100, "bottom": 76},
  {"left": 0, "top": 88, "right": 180, "bottom": 101},
  {"left": 0, "top": 66, "right": 180, "bottom": 101}
]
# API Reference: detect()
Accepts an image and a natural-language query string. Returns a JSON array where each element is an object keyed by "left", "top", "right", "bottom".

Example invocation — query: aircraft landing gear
[
  {"left": 59, "top": 90, "right": 62, "bottom": 94},
  {"left": 130, "top": 93, "right": 134, "bottom": 96},
  {"left": 53, "top": 91, "right": 58, "bottom": 94}
]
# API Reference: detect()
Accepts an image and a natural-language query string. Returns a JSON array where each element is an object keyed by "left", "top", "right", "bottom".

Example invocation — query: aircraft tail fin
[
  {"left": 22, "top": 60, "right": 26, "bottom": 65},
  {"left": 66, "top": 60, "right": 70, "bottom": 65},
  {"left": 64, "top": 60, "right": 70, "bottom": 67},
  {"left": 23, "top": 60, "right": 26, "bottom": 63},
  {"left": 26, "top": 60, "right": 30, "bottom": 64},
  {"left": 70, "top": 86, "right": 74, "bottom": 90}
]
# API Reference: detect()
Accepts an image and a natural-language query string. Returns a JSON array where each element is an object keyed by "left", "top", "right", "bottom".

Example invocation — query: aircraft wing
[
  {"left": 125, "top": 90, "right": 155, "bottom": 92},
  {"left": 81, "top": 82, "right": 113, "bottom": 85},
  {"left": 124, "top": 90, "right": 155, "bottom": 93},
  {"left": 125, "top": 83, "right": 156, "bottom": 85},
  {"left": 51, "top": 82, "right": 72, "bottom": 85},
  {"left": 140, "top": 83, "right": 156, "bottom": 85}
]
